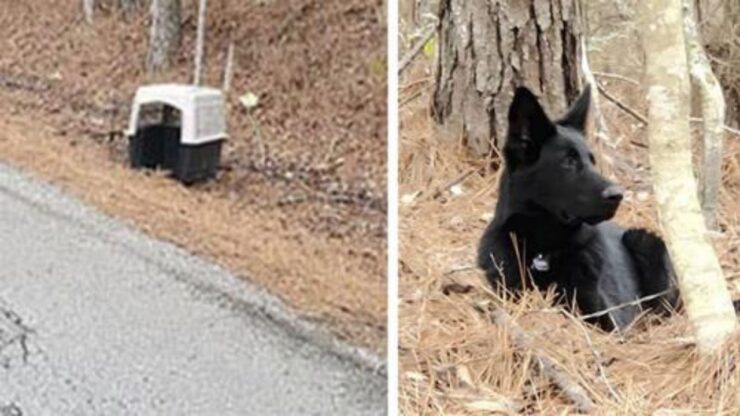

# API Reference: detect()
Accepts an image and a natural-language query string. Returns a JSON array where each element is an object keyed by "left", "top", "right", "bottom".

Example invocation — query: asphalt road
[{"left": 0, "top": 163, "right": 386, "bottom": 415}]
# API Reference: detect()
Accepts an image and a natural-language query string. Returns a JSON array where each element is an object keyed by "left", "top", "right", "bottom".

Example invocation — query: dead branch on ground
[{"left": 474, "top": 302, "right": 596, "bottom": 413}]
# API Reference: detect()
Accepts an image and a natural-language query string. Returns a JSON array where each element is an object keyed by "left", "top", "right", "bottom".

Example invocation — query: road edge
[{"left": 0, "top": 162, "right": 387, "bottom": 377}]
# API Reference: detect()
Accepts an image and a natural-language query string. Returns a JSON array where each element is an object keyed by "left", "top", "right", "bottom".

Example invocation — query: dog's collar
[{"left": 530, "top": 253, "right": 551, "bottom": 272}]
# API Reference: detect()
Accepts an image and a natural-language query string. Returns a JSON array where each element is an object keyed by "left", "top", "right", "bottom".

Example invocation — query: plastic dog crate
[{"left": 125, "top": 84, "right": 227, "bottom": 184}]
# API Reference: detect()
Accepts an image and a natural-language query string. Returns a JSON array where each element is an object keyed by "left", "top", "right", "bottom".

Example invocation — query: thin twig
[
  {"left": 444, "top": 264, "right": 476, "bottom": 276},
  {"left": 474, "top": 303, "right": 596, "bottom": 413},
  {"left": 400, "top": 88, "right": 424, "bottom": 107},
  {"left": 579, "top": 289, "right": 673, "bottom": 321},
  {"left": 246, "top": 110, "right": 267, "bottom": 167},
  {"left": 720, "top": 124, "right": 740, "bottom": 137},
  {"left": 580, "top": 38, "right": 613, "bottom": 147},
  {"left": 629, "top": 139, "right": 648, "bottom": 149},
  {"left": 596, "top": 83, "right": 740, "bottom": 138},
  {"left": 596, "top": 82, "right": 649, "bottom": 125},
  {"left": 399, "top": 22, "right": 439, "bottom": 74},
  {"left": 400, "top": 76, "right": 433, "bottom": 91},
  {"left": 690, "top": 117, "right": 740, "bottom": 137},
  {"left": 592, "top": 71, "right": 640, "bottom": 85},
  {"left": 430, "top": 168, "right": 477, "bottom": 200}
]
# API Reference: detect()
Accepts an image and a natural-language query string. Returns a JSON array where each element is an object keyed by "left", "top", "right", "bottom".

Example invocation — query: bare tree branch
[{"left": 399, "top": 22, "right": 438, "bottom": 75}]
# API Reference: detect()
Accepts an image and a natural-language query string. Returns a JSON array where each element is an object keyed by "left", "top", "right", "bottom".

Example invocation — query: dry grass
[
  {"left": 399, "top": 64, "right": 740, "bottom": 413},
  {"left": 0, "top": 0, "right": 386, "bottom": 352},
  {"left": 0, "top": 114, "right": 386, "bottom": 351}
]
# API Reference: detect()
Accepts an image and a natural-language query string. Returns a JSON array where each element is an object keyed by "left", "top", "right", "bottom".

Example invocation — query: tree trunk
[
  {"left": 640, "top": 0, "right": 736, "bottom": 354},
  {"left": 193, "top": 0, "right": 208, "bottom": 85},
  {"left": 83, "top": 0, "right": 95, "bottom": 24},
  {"left": 683, "top": 0, "right": 725, "bottom": 231},
  {"left": 431, "top": 0, "right": 581, "bottom": 157},
  {"left": 147, "top": 0, "right": 181, "bottom": 73},
  {"left": 697, "top": 0, "right": 740, "bottom": 128}
]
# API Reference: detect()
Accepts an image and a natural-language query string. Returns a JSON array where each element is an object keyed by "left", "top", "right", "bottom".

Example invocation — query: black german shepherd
[{"left": 477, "top": 85, "right": 680, "bottom": 331}]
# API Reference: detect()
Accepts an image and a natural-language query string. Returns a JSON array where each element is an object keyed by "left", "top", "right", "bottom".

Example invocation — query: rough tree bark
[
  {"left": 432, "top": 0, "right": 581, "bottom": 157},
  {"left": 640, "top": 0, "right": 736, "bottom": 354},
  {"left": 193, "top": 0, "right": 208, "bottom": 85},
  {"left": 147, "top": 0, "right": 182, "bottom": 73}
]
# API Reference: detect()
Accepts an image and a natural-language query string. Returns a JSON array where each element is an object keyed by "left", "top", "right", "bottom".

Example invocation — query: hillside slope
[{"left": 0, "top": 0, "right": 387, "bottom": 351}]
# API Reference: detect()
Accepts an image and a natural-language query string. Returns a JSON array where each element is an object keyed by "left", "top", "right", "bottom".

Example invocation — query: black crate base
[{"left": 129, "top": 125, "right": 223, "bottom": 184}]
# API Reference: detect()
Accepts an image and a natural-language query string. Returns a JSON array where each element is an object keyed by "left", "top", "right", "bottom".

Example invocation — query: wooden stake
[
  {"left": 222, "top": 41, "right": 234, "bottom": 92},
  {"left": 194, "top": 0, "right": 208, "bottom": 85}
]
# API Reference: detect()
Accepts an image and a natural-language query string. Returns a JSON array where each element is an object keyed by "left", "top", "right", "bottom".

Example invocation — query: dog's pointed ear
[
  {"left": 504, "top": 87, "right": 555, "bottom": 170},
  {"left": 559, "top": 84, "right": 591, "bottom": 132}
]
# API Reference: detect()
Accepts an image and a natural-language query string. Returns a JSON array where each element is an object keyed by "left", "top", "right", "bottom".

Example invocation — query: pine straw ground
[{"left": 399, "top": 73, "right": 740, "bottom": 413}]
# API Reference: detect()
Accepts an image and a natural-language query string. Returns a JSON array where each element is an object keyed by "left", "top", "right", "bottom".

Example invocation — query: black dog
[{"left": 477, "top": 85, "right": 680, "bottom": 331}]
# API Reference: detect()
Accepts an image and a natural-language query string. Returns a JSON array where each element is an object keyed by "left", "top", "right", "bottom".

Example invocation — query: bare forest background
[{"left": 399, "top": 0, "right": 740, "bottom": 413}]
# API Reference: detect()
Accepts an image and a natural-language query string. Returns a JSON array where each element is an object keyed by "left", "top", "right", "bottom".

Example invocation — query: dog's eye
[
  {"left": 561, "top": 152, "right": 578, "bottom": 169},
  {"left": 589, "top": 153, "right": 596, "bottom": 165},
  {"left": 562, "top": 155, "right": 578, "bottom": 169}
]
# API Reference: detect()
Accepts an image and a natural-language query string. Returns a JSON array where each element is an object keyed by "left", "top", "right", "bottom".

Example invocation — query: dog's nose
[{"left": 601, "top": 185, "right": 624, "bottom": 202}]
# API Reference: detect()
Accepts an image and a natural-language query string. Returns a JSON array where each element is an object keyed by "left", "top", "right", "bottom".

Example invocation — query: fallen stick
[
  {"left": 430, "top": 168, "right": 477, "bottom": 200},
  {"left": 399, "top": 22, "right": 439, "bottom": 74},
  {"left": 474, "top": 303, "right": 596, "bottom": 413},
  {"left": 578, "top": 289, "right": 673, "bottom": 321}
]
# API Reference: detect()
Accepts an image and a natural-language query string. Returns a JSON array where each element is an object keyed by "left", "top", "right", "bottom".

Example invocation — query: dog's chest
[{"left": 526, "top": 248, "right": 599, "bottom": 292}]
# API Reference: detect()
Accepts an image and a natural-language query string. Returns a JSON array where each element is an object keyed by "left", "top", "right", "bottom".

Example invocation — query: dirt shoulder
[{"left": 0, "top": 1, "right": 386, "bottom": 352}]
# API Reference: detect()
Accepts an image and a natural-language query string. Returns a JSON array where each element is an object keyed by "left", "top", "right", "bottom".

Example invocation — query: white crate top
[{"left": 125, "top": 84, "right": 228, "bottom": 145}]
